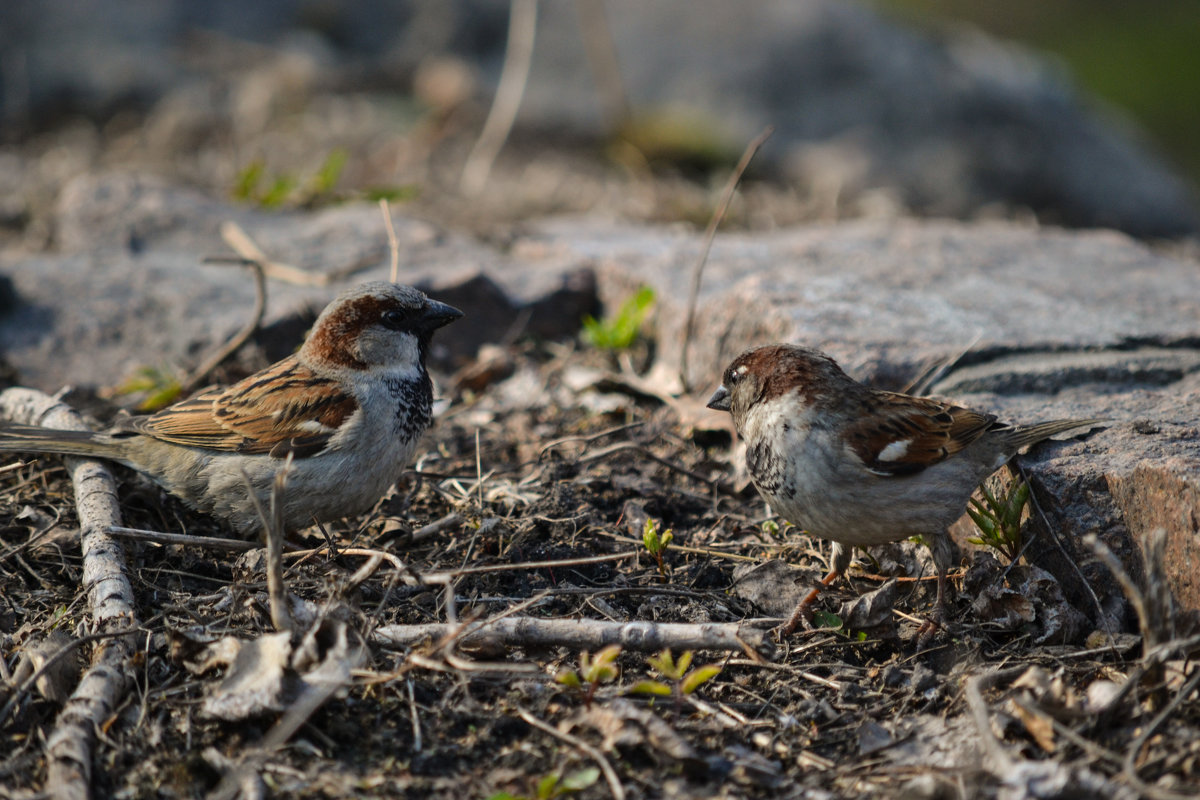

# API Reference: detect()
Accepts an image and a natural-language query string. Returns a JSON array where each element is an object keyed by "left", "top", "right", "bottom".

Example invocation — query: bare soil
[{"left": 2, "top": 342, "right": 1197, "bottom": 800}]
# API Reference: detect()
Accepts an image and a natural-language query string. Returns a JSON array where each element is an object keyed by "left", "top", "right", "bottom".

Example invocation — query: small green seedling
[
  {"left": 966, "top": 476, "right": 1031, "bottom": 562},
  {"left": 232, "top": 149, "right": 348, "bottom": 209},
  {"left": 555, "top": 644, "right": 621, "bottom": 708},
  {"left": 113, "top": 365, "right": 184, "bottom": 411},
  {"left": 487, "top": 767, "right": 599, "bottom": 800},
  {"left": 642, "top": 518, "right": 674, "bottom": 578},
  {"left": 809, "top": 609, "right": 843, "bottom": 631},
  {"left": 581, "top": 286, "right": 655, "bottom": 351},
  {"left": 630, "top": 648, "right": 722, "bottom": 704},
  {"left": 808, "top": 608, "right": 868, "bottom": 641}
]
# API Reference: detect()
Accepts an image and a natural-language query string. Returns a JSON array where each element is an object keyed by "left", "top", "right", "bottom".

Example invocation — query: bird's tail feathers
[
  {"left": 0, "top": 423, "right": 116, "bottom": 459},
  {"left": 1010, "top": 417, "right": 1108, "bottom": 450}
]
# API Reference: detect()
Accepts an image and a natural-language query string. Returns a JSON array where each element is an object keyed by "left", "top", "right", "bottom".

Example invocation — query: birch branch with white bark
[
  {"left": 373, "top": 616, "right": 774, "bottom": 658},
  {"left": 1, "top": 388, "right": 139, "bottom": 800}
]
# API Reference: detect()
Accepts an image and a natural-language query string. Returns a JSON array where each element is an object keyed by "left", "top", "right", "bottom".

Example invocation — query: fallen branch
[
  {"left": 373, "top": 616, "right": 772, "bottom": 657},
  {"left": 0, "top": 388, "right": 139, "bottom": 800}
]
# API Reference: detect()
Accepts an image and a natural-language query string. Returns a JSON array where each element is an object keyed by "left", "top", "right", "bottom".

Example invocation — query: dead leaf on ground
[
  {"left": 839, "top": 577, "right": 899, "bottom": 636},
  {"left": 13, "top": 630, "right": 80, "bottom": 704}
]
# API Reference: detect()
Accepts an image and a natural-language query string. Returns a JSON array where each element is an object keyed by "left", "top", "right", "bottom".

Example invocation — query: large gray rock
[{"left": 521, "top": 217, "right": 1200, "bottom": 389}]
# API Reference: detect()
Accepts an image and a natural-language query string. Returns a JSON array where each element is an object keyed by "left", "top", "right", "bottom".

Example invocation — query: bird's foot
[{"left": 914, "top": 602, "right": 948, "bottom": 649}]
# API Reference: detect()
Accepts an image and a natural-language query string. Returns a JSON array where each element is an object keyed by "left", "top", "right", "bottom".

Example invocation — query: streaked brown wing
[
  {"left": 843, "top": 393, "right": 999, "bottom": 477},
  {"left": 126, "top": 356, "right": 358, "bottom": 457}
]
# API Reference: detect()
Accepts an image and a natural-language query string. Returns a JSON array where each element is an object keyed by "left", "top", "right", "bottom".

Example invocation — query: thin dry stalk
[
  {"left": 107, "top": 525, "right": 258, "bottom": 552},
  {"left": 239, "top": 453, "right": 294, "bottom": 633},
  {"left": 218, "top": 220, "right": 374, "bottom": 286},
  {"left": 578, "top": 441, "right": 737, "bottom": 494},
  {"left": 516, "top": 706, "right": 626, "bottom": 800},
  {"left": 1087, "top": 533, "right": 1151, "bottom": 638},
  {"left": 183, "top": 257, "right": 267, "bottom": 393},
  {"left": 426, "top": 550, "right": 635, "bottom": 581},
  {"left": 267, "top": 455, "right": 293, "bottom": 632},
  {"left": 678, "top": 125, "right": 774, "bottom": 392},
  {"left": 0, "top": 387, "right": 139, "bottom": 800},
  {"left": 283, "top": 546, "right": 421, "bottom": 587},
  {"left": 378, "top": 198, "right": 400, "bottom": 283},
  {"left": 460, "top": 0, "right": 538, "bottom": 195},
  {"left": 406, "top": 677, "right": 423, "bottom": 752},
  {"left": 576, "top": 0, "right": 629, "bottom": 130}
]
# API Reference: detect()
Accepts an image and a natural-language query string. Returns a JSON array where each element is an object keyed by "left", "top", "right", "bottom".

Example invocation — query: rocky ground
[
  {"left": 3, "top": 2, "right": 1200, "bottom": 798},
  {"left": 3, "top": 335, "right": 1198, "bottom": 800}
]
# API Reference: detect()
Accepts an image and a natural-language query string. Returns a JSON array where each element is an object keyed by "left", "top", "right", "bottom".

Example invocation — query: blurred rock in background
[{"left": 1, "top": 0, "right": 1196, "bottom": 242}]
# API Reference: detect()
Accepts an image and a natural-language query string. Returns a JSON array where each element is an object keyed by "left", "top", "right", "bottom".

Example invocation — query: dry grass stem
[
  {"left": 378, "top": 198, "right": 400, "bottom": 283},
  {"left": 107, "top": 525, "right": 258, "bottom": 552},
  {"left": 184, "top": 256, "right": 267, "bottom": 393},
  {"left": 679, "top": 125, "right": 774, "bottom": 391},
  {"left": 516, "top": 706, "right": 627, "bottom": 800},
  {"left": 217, "top": 220, "right": 374, "bottom": 286},
  {"left": 459, "top": 0, "right": 538, "bottom": 195}
]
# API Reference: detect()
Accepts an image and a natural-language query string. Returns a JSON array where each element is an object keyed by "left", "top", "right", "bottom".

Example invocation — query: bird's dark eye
[
  {"left": 727, "top": 370, "right": 740, "bottom": 384},
  {"left": 381, "top": 309, "right": 409, "bottom": 330}
]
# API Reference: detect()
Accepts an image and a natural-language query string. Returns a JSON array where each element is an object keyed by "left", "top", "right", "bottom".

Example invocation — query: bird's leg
[
  {"left": 776, "top": 541, "right": 853, "bottom": 637},
  {"left": 777, "top": 568, "right": 841, "bottom": 635},
  {"left": 916, "top": 530, "right": 955, "bottom": 644}
]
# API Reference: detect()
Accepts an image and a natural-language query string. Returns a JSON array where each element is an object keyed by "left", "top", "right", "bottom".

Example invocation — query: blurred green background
[{"left": 874, "top": 0, "right": 1200, "bottom": 189}]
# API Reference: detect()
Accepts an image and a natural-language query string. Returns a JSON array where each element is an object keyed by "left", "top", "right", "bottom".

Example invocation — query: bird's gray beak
[
  {"left": 706, "top": 385, "right": 731, "bottom": 412},
  {"left": 420, "top": 299, "right": 464, "bottom": 331}
]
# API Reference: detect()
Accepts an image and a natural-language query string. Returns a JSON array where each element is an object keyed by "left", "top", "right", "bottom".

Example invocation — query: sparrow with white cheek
[
  {"left": 0, "top": 282, "right": 462, "bottom": 535},
  {"left": 707, "top": 343, "right": 1103, "bottom": 636}
]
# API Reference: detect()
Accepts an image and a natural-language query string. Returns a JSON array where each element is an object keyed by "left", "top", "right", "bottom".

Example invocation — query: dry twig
[
  {"left": 240, "top": 454, "right": 294, "bottom": 633},
  {"left": 408, "top": 511, "right": 465, "bottom": 544},
  {"left": 0, "top": 388, "right": 139, "bottom": 800}
]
